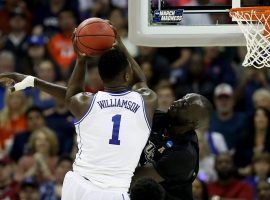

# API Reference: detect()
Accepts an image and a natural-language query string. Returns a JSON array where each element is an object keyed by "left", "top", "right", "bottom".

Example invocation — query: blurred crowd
[{"left": 0, "top": 0, "right": 270, "bottom": 199}]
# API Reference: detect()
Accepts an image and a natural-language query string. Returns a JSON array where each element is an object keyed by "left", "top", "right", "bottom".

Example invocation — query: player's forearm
[
  {"left": 118, "top": 40, "right": 147, "bottom": 84},
  {"left": 34, "top": 78, "right": 67, "bottom": 101},
  {"left": 65, "top": 58, "right": 87, "bottom": 102},
  {"left": 0, "top": 72, "right": 67, "bottom": 101}
]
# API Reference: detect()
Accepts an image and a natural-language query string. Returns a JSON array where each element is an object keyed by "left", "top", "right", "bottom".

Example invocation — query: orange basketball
[{"left": 75, "top": 18, "right": 116, "bottom": 56}]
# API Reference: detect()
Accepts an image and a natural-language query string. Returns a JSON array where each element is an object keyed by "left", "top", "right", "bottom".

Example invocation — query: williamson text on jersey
[{"left": 97, "top": 98, "right": 140, "bottom": 113}]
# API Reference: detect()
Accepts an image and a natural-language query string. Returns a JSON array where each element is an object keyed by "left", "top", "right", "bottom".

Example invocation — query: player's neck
[
  {"left": 104, "top": 86, "right": 128, "bottom": 92},
  {"left": 104, "top": 84, "right": 129, "bottom": 93}
]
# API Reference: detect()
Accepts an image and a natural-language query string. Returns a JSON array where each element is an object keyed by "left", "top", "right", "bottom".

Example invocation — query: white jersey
[{"left": 73, "top": 90, "right": 151, "bottom": 192}]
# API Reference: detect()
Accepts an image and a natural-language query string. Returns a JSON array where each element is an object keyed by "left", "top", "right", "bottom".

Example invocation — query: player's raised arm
[
  {"left": 0, "top": 72, "right": 67, "bottom": 101},
  {"left": 65, "top": 29, "right": 93, "bottom": 120},
  {"left": 113, "top": 28, "right": 158, "bottom": 122},
  {"left": 114, "top": 32, "right": 147, "bottom": 88}
]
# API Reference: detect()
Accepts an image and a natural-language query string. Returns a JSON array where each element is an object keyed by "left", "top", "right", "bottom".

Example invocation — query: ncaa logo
[{"left": 154, "top": 10, "right": 160, "bottom": 17}]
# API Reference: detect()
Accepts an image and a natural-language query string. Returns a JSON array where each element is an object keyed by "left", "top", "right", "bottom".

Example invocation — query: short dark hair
[
  {"left": 25, "top": 106, "right": 44, "bottom": 118},
  {"left": 98, "top": 47, "right": 129, "bottom": 82},
  {"left": 130, "top": 177, "right": 165, "bottom": 200}
]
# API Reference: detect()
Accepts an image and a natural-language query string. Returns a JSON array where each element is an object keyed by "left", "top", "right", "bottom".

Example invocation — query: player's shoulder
[
  {"left": 135, "top": 87, "right": 157, "bottom": 102},
  {"left": 68, "top": 92, "right": 96, "bottom": 121}
]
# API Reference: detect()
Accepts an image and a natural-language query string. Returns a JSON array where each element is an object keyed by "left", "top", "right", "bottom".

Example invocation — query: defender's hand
[
  {"left": 0, "top": 72, "right": 35, "bottom": 92},
  {"left": 0, "top": 72, "right": 27, "bottom": 92}
]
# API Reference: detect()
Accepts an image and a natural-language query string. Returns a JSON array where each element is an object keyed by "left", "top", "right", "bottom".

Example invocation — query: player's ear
[{"left": 124, "top": 72, "right": 129, "bottom": 82}]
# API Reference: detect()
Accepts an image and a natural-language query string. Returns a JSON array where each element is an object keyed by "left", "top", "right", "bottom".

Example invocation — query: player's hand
[
  {"left": 0, "top": 72, "right": 27, "bottom": 92},
  {"left": 72, "top": 28, "right": 87, "bottom": 60},
  {"left": 104, "top": 20, "right": 123, "bottom": 47}
]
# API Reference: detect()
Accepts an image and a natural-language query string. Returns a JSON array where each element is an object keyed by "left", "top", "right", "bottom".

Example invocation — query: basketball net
[{"left": 230, "top": 7, "right": 270, "bottom": 68}]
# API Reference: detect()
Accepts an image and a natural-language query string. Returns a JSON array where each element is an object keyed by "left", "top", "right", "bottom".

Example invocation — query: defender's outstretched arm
[{"left": 0, "top": 72, "right": 66, "bottom": 101}]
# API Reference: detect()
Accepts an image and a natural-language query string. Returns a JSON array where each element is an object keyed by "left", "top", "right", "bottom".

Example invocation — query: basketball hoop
[{"left": 230, "top": 6, "right": 270, "bottom": 68}]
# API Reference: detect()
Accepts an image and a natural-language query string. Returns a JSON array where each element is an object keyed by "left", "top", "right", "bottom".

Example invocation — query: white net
[{"left": 230, "top": 8, "right": 270, "bottom": 68}]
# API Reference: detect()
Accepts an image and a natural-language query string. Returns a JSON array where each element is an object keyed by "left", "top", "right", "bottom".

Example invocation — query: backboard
[{"left": 128, "top": 0, "right": 269, "bottom": 47}]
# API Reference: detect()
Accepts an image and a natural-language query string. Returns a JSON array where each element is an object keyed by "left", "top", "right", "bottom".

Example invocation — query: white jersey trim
[
  {"left": 74, "top": 94, "right": 97, "bottom": 125},
  {"left": 108, "top": 90, "right": 132, "bottom": 96}
]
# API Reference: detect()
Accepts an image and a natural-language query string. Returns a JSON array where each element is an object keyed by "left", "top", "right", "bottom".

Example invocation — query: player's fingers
[
  {"left": 104, "top": 19, "right": 112, "bottom": 25},
  {"left": 72, "top": 28, "right": 77, "bottom": 39},
  {"left": 80, "top": 52, "right": 87, "bottom": 57},
  {"left": 72, "top": 37, "right": 80, "bottom": 54},
  {"left": 0, "top": 77, "right": 15, "bottom": 87},
  {"left": 9, "top": 87, "right": 15, "bottom": 93}
]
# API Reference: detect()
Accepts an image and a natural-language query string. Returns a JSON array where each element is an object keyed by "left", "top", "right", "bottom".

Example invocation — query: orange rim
[
  {"left": 230, "top": 6, "right": 270, "bottom": 23},
  {"left": 230, "top": 6, "right": 270, "bottom": 14},
  {"left": 230, "top": 6, "right": 270, "bottom": 39},
  {"left": 230, "top": 6, "right": 270, "bottom": 19}
]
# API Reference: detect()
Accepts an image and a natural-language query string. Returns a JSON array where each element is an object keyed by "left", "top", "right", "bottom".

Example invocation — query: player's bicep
[{"left": 67, "top": 93, "right": 93, "bottom": 120}]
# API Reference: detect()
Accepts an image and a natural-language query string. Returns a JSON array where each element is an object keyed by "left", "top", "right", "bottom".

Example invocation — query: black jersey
[{"left": 139, "top": 110, "right": 199, "bottom": 200}]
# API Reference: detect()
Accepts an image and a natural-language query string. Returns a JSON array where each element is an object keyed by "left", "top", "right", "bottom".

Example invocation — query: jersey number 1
[{"left": 109, "top": 114, "right": 121, "bottom": 145}]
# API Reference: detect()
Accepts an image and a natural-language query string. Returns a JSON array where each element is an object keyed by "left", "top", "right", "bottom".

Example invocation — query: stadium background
[{"left": 0, "top": 0, "right": 270, "bottom": 199}]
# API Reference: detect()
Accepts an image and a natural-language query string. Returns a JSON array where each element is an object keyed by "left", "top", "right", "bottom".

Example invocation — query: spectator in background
[
  {"left": 90, "top": 0, "right": 111, "bottom": 19},
  {"left": 19, "top": 178, "right": 39, "bottom": 200},
  {"left": 235, "top": 68, "right": 269, "bottom": 113},
  {"left": 85, "top": 60, "right": 103, "bottom": 93},
  {"left": 192, "top": 178, "right": 209, "bottom": 200},
  {"left": 40, "top": 156, "right": 73, "bottom": 200},
  {"left": 10, "top": 107, "right": 46, "bottom": 161},
  {"left": 0, "top": 51, "right": 15, "bottom": 74},
  {"left": 235, "top": 107, "right": 270, "bottom": 168},
  {"left": 204, "top": 47, "right": 237, "bottom": 87},
  {"left": 245, "top": 153, "right": 270, "bottom": 197},
  {"left": 253, "top": 88, "right": 270, "bottom": 111},
  {"left": 109, "top": 7, "right": 138, "bottom": 57},
  {"left": 111, "top": 0, "right": 128, "bottom": 10},
  {"left": 141, "top": 61, "right": 154, "bottom": 87},
  {"left": 4, "top": 7, "right": 29, "bottom": 70},
  {"left": 170, "top": 48, "right": 191, "bottom": 69},
  {"left": 207, "top": 153, "right": 254, "bottom": 200},
  {"left": 210, "top": 83, "right": 246, "bottom": 149},
  {"left": 21, "top": 35, "right": 48, "bottom": 75},
  {"left": 47, "top": 10, "right": 76, "bottom": 78},
  {"left": 0, "top": 156, "right": 19, "bottom": 200},
  {"left": 136, "top": 46, "right": 170, "bottom": 87},
  {"left": 0, "top": 51, "right": 15, "bottom": 109},
  {"left": 257, "top": 181, "right": 270, "bottom": 200},
  {"left": 28, "top": 60, "right": 56, "bottom": 110},
  {"left": 44, "top": 81, "right": 75, "bottom": 156},
  {"left": 173, "top": 53, "right": 214, "bottom": 100},
  {"left": 32, "top": 0, "right": 78, "bottom": 38},
  {"left": 196, "top": 125, "right": 228, "bottom": 155},
  {"left": 15, "top": 127, "right": 58, "bottom": 184},
  {"left": 109, "top": 7, "right": 126, "bottom": 30},
  {"left": 0, "top": 91, "right": 28, "bottom": 152},
  {"left": 0, "top": 0, "right": 31, "bottom": 35},
  {"left": 197, "top": 132, "right": 217, "bottom": 183},
  {"left": 155, "top": 85, "right": 175, "bottom": 112}
]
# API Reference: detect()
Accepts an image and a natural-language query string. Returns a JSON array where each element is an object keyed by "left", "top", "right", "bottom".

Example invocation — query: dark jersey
[{"left": 139, "top": 110, "right": 199, "bottom": 200}]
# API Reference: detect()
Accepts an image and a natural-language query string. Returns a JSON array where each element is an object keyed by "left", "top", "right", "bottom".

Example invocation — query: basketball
[{"left": 75, "top": 18, "right": 116, "bottom": 56}]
